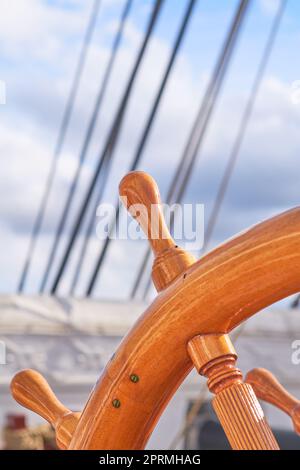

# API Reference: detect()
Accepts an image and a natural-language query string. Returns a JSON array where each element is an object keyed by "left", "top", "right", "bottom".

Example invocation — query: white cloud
[
  {"left": 0, "top": 0, "right": 89, "bottom": 62},
  {"left": 259, "top": 0, "right": 281, "bottom": 16}
]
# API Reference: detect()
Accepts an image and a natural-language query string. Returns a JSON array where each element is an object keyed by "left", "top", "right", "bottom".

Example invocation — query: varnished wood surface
[
  {"left": 119, "top": 171, "right": 195, "bottom": 291},
  {"left": 69, "top": 206, "right": 300, "bottom": 449},
  {"left": 119, "top": 171, "right": 174, "bottom": 256},
  {"left": 246, "top": 368, "right": 300, "bottom": 434},
  {"left": 213, "top": 383, "right": 279, "bottom": 450},
  {"left": 187, "top": 334, "right": 237, "bottom": 375},
  {"left": 188, "top": 334, "right": 243, "bottom": 395},
  {"left": 11, "top": 369, "right": 80, "bottom": 449}
]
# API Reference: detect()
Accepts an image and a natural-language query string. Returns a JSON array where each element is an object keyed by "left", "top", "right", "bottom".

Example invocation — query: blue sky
[{"left": 0, "top": 0, "right": 299, "bottom": 300}]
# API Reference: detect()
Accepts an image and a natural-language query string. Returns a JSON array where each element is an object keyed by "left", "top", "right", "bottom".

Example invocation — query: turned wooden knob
[
  {"left": 11, "top": 369, "right": 80, "bottom": 449},
  {"left": 246, "top": 368, "right": 300, "bottom": 435},
  {"left": 119, "top": 171, "right": 195, "bottom": 291},
  {"left": 119, "top": 171, "right": 174, "bottom": 256}
]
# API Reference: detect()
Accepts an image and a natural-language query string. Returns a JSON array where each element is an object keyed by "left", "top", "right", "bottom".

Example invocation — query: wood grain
[
  {"left": 187, "top": 334, "right": 237, "bottom": 375},
  {"left": 11, "top": 369, "right": 80, "bottom": 449},
  {"left": 119, "top": 171, "right": 195, "bottom": 291},
  {"left": 246, "top": 368, "right": 300, "bottom": 435},
  {"left": 213, "top": 383, "right": 279, "bottom": 450}
]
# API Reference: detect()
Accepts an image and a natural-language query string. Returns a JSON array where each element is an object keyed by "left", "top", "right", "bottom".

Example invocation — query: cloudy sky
[{"left": 0, "top": 0, "right": 299, "bottom": 301}]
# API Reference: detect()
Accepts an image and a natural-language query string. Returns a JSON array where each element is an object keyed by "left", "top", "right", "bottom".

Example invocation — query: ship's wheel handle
[
  {"left": 119, "top": 171, "right": 195, "bottom": 291},
  {"left": 246, "top": 368, "right": 300, "bottom": 434},
  {"left": 11, "top": 369, "right": 80, "bottom": 449}
]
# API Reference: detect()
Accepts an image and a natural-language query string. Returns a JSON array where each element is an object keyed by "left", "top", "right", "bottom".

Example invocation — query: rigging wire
[
  {"left": 39, "top": 0, "right": 133, "bottom": 292},
  {"left": 81, "top": 0, "right": 198, "bottom": 296},
  {"left": 143, "top": 0, "right": 287, "bottom": 301},
  {"left": 203, "top": 0, "right": 287, "bottom": 253},
  {"left": 50, "top": 0, "right": 165, "bottom": 295},
  {"left": 70, "top": 154, "right": 110, "bottom": 293},
  {"left": 17, "top": 0, "right": 101, "bottom": 293},
  {"left": 136, "top": 0, "right": 251, "bottom": 300}
]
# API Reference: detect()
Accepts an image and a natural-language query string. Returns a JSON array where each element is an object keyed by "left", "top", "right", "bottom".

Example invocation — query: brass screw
[
  {"left": 112, "top": 399, "right": 121, "bottom": 408},
  {"left": 130, "top": 374, "right": 139, "bottom": 383}
]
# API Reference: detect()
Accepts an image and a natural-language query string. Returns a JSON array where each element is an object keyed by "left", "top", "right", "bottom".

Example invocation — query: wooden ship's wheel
[{"left": 10, "top": 171, "right": 300, "bottom": 450}]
